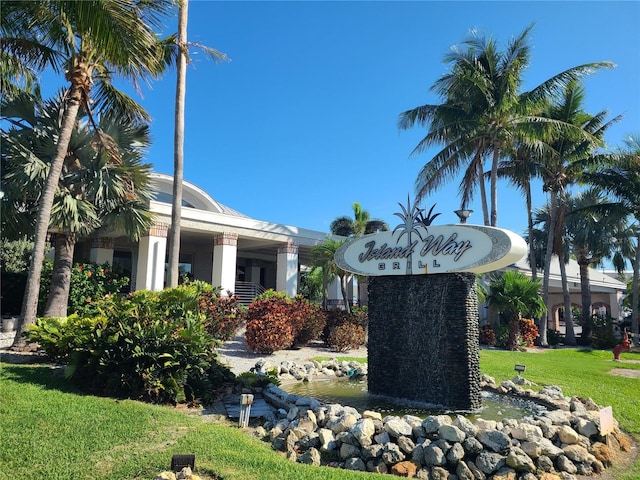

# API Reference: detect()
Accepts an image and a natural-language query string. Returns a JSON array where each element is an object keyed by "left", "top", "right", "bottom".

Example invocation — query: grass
[{"left": 1, "top": 348, "right": 638, "bottom": 479}]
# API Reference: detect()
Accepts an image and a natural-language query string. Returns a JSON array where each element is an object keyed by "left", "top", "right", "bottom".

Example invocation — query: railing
[{"left": 234, "top": 281, "right": 266, "bottom": 305}]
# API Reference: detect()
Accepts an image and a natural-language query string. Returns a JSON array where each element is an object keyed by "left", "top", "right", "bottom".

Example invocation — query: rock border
[{"left": 247, "top": 360, "right": 634, "bottom": 480}]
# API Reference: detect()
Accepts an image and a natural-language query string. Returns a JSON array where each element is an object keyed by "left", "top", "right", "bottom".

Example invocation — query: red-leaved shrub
[
  {"left": 245, "top": 291, "right": 328, "bottom": 353},
  {"left": 327, "top": 323, "right": 365, "bottom": 352},
  {"left": 245, "top": 311, "right": 295, "bottom": 354},
  {"left": 479, "top": 323, "right": 496, "bottom": 346},
  {"left": 199, "top": 290, "right": 246, "bottom": 341},
  {"left": 290, "top": 296, "right": 326, "bottom": 346},
  {"left": 519, "top": 318, "right": 539, "bottom": 347}
]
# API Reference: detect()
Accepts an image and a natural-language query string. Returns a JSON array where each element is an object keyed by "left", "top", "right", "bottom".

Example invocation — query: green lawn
[{"left": 0, "top": 348, "right": 638, "bottom": 479}]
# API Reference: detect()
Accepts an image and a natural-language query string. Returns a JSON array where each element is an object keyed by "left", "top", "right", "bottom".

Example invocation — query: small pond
[{"left": 283, "top": 378, "right": 546, "bottom": 422}]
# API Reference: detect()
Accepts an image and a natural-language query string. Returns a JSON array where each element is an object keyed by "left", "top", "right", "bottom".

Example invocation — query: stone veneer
[{"left": 368, "top": 273, "right": 481, "bottom": 411}]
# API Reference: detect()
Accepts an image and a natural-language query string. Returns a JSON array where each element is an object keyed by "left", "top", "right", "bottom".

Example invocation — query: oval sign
[{"left": 334, "top": 224, "right": 527, "bottom": 275}]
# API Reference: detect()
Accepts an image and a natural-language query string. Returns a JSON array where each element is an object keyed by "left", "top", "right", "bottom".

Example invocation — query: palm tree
[
  {"left": 582, "top": 133, "right": 640, "bottom": 343},
  {"left": 2, "top": 92, "right": 153, "bottom": 318},
  {"left": 487, "top": 270, "right": 546, "bottom": 351},
  {"left": 1, "top": 0, "right": 170, "bottom": 348},
  {"left": 328, "top": 202, "right": 388, "bottom": 306},
  {"left": 531, "top": 202, "right": 577, "bottom": 345},
  {"left": 329, "top": 202, "right": 389, "bottom": 237},
  {"left": 311, "top": 238, "right": 350, "bottom": 313},
  {"left": 165, "top": 0, "right": 228, "bottom": 287},
  {"left": 565, "top": 189, "right": 633, "bottom": 342},
  {"left": 537, "top": 81, "right": 621, "bottom": 345},
  {"left": 496, "top": 141, "right": 545, "bottom": 280},
  {"left": 398, "top": 24, "right": 613, "bottom": 227}
]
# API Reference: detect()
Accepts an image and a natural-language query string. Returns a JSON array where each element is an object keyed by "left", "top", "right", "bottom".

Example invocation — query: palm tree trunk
[
  {"left": 507, "top": 314, "right": 521, "bottom": 351},
  {"left": 490, "top": 147, "right": 500, "bottom": 227},
  {"left": 477, "top": 161, "right": 490, "bottom": 226},
  {"left": 540, "top": 192, "right": 558, "bottom": 347},
  {"left": 632, "top": 233, "right": 640, "bottom": 345},
  {"left": 578, "top": 255, "right": 593, "bottom": 343},
  {"left": 167, "top": 0, "right": 189, "bottom": 288},
  {"left": 340, "top": 274, "right": 351, "bottom": 314},
  {"left": 43, "top": 234, "right": 76, "bottom": 318},
  {"left": 526, "top": 183, "right": 537, "bottom": 280},
  {"left": 558, "top": 249, "right": 576, "bottom": 345},
  {"left": 12, "top": 86, "right": 83, "bottom": 349},
  {"left": 322, "top": 271, "right": 329, "bottom": 310}
]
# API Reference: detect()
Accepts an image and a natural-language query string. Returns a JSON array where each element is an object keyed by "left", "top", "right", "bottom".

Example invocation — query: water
[{"left": 284, "top": 378, "right": 545, "bottom": 421}]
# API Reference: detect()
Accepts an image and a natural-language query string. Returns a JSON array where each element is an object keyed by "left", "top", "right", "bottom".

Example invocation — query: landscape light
[
  {"left": 454, "top": 209, "right": 473, "bottom": 224},
  {"left": 171, "top": 454, "right": 195, "bottom": 472}
]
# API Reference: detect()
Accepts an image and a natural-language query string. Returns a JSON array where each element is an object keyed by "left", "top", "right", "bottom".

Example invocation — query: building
[
  {"left": 511, "top": 256, "right": 627, "bottom": 329},
  {"left": 74, "top": 173, "right": 337, "bottom": 302},
  {"left": 74, "top": 172, "right": 627, "bottom": 319}
]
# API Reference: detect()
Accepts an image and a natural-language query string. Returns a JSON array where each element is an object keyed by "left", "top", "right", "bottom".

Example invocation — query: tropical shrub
[
  {"left": 591, "top": 315, "right": 618, "bottom": 349},
  {"left": 289, "top": 296, "right": 326, "bottom": 346},
  {"left": 327, "top": 323, "right": 365, "bottom": 352},
  {"left": 323, "top": 306, "right": 368, "bottom": 351},
  {"left": 199, "top": 289, "right": 247, "bottom": 341},
  {"left": 495, "top": 323, "right": 512, "bottom": 349},
  {"left": 487, "top": 270, "right": 546, "bottom": 351},
  {"left": 26, "top": 284, "right": 233, "bottom": 405},
  {"left": 0, "top": 237, "right": 36, "bottom": 273},
  {"left": 26, "top": 314, "right": 101, "bottom": 361},
  {"left": 68, "top": 262, "right": 130, "bottom": 316},
  {"left": 235, "top": 370, "right": 280, "bottom": 389},
  {"left": 244, "top": 291, "right": 327, "bottom": 352},
  {"left": 245, "top": 311, "right": 295, "bottom": 354},
  {"left": 547, "top": 329, "right": 564, "bottom": 346},
  {"left": 37, "top": 260, "right": 130, "bottom": 317},
  {"left": 479, "top": 323, "right": 497, "bottom": 346},
  {"left": 324, "top": 307, "right": 367, "bottom": 336},
  {"left": 519, "top": 318, "right": 540, "bottom": 347}
]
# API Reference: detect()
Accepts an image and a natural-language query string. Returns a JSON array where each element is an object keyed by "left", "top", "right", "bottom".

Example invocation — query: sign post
[{"left": 334, "top": 199, "right": 527, "bottom": 410}]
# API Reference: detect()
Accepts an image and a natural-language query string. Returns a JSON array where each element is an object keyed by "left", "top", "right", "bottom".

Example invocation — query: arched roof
[{"left": 150, "top": 172, "right": 248, "bottom": 218}]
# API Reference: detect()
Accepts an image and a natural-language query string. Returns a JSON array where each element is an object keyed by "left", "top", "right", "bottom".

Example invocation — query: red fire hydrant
[{"left": 613, "top": 330, "right": 631, "bottom": 361}]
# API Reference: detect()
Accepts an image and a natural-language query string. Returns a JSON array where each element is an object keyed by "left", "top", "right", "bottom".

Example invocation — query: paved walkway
[{"left": 217, "top": 327, "right": 368, "bottom": 375}]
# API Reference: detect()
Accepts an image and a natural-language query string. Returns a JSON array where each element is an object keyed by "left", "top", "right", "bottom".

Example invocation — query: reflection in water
[{"left": 284, "top": 378, "right": 545, "bottom": 421}]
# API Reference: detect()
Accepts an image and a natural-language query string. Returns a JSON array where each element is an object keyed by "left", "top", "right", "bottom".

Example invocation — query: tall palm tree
[
  {"left": 565, "top": 188, "right": 633, "bottom": 341},
  {"left": 487, "top": 270, "right": 546, "bottom": 351},
  {"left": 531, "top": 202, "right": 577, "bottom": 345},
  {"left": 1, "top": 0, "right": 170, "bottom": 348},
  {"left": 166, "top": 0, "right": 189, "bottom": 289},
  {"left": 165, "top": 0, "right": 228, "bottom": 287},
  {"left": 2, "top": 92, "right": 153, "bottom": 318},
  {"left": 537, "top": 81, "right": 621, "bottom": 345},
  {"left": 398, "top": 24, "right": 613, "bottom": 228},
  {"left": 582, "top": 133, "right": 640, "bottom": 343},
  {"left": 496, "top": 140, "right": 545, "bottom": 280}
]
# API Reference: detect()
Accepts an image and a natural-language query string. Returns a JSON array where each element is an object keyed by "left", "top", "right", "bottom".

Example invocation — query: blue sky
[{"left": 53, "top": 2, "right": 640, "bottom": 246}]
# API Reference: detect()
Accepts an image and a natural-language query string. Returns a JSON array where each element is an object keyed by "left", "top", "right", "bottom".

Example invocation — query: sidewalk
[{"left": 217, "top": 328, "right": 367, "bottom": 375}]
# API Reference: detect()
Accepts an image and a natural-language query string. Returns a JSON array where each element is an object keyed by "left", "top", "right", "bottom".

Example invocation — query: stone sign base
[{"left": 367, "top": 273, "right": 481, "bottom": 410}]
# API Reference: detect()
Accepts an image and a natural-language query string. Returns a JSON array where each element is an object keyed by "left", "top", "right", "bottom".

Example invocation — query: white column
[
  {"left": 248, "top": 264, "right": 261, "bottom": 284},
  {"left": 135, "top": 223, "right": 168, "bottom": 291},
  {"left": 610, "top": 292, "right": 621, "bottom": 320},
  {"left": 327, "top": 277, "right": 343, "bottom": 309},
  {"left": 212, "top": 232, "right": 238, "bottom": 295},
  {"left": 277, "top": 243, "right": 298, "bottom": 297},
  {"left": 89, "top": 237, "right": 114, "bottom": 265}
]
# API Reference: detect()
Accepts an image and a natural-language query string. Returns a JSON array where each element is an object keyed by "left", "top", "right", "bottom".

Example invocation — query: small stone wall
[
  {"left": 257, "top": 375, "right": 633, "bottom": 480},
  {"left": 368, "top": 273, "right": 481, "bottom": 410}
]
